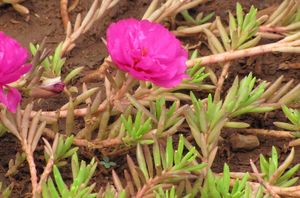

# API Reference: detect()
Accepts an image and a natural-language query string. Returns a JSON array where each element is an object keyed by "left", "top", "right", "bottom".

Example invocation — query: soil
[{"left": 1, "top": 0, "right": 300, "bottom": 197}]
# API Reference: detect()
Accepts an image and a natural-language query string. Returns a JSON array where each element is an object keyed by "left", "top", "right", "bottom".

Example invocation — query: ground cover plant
[{"left": 2, "top": 0, "right": 300, "bottom": 197}]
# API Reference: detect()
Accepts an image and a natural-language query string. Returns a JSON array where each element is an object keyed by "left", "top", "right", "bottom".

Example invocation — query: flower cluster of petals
[
  {"left": 0, "top": 32, "right": 31, "bottom": 112},
  {"left": 107, "top": 18, "right": 187, "bottom": 88}
]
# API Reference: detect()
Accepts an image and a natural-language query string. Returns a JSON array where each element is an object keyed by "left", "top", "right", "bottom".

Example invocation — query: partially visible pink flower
[
  {"left": 107, "top": 18, "right": 188, "bottom": 88},
  {"left": 0, "top": 32, "right": 32, "bottom": 112},
  {"left": 0, "top": 88, "right": 21, "bottom": 112}
]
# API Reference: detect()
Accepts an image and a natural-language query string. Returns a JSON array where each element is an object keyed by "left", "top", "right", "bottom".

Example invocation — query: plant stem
[
  {"left": 43, "top": 128, "right": 123, "bottom": 149},
  {"left": 142, "top": 0, "right": 159, "bottom": 19},
  {"left": 250, "top": 159, "right": 280, "bottom": 198},
  {"left": 83, "top": 57, "right": 112, "bottom": 82},
  {"left": 23, "top": 142, "right": 38, "bottom": 197},
  {"left": 259, "top": 25, "right": 287, "bottom": 33},
  {"left": 214, "top": 62, "right": 231, "bottom": 102},
  {"left": 242, "top": 128, "right": 294, "bottom": 138},
  {"left": 289, "top": 139, "right": 300, "bottom": 147},
  {"left": 61, "top": 0, "right": 120, "bottom": 55},
  {"left": 113, "top": 75, "right": 135, "bottom": 101},
  {"left": 232, "top": 179, "right": 300, "bottom": 197},
  {"left": 136, "top": 172, "right": 187, "bottom": 198},
  {"left": 30, "top": 75, "right": 135, "bottom": 118},
  {"left": 187, "top": 38, "right": 300, "bottom": 66},
  {"left": 172, "top": 23, "right": 211, "bottom": 36},
  {"left": 187, "top": 42, "right": 279, "bottom": 66},
  {"left": 60, "top": 0, "right": 69, "bottom": 32},
  {"left": 36, "top": 155, "right": 54, "bottom": 194},
  {"left": 30, "top": 99, "right": 108, "bottom": 118}
]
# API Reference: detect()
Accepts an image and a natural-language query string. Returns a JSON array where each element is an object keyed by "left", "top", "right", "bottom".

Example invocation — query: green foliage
[
  {"left": 292, "top": 8, "right": 300, "bottom": 23},
  {"left": 266, "top": 0, "right": 300, "bottom": 32},
  {"left": 187, "top": 73, "right": 270, "bottom": 136},
  {"left": 0, "top": 123, "right": 8, "bottom": 137},
  {"left": 42, "top": 153, "right": 97, "bottom": 198},
  {"left": 64, "top": 67, "right": 84, "bottom": 85},
  {"left": 155, "top": 186, "right": 178, "bottom": 198},
  {"left": 45, "top": 135, "right": 78, "bottom": 167},
  {"left": 180, "top": 10, "right": 215, "bottom": 25},
  {"left": 201, "top": 164, "right": 252, "bottom": 198},
  {"left": 121, "top": 111, "right": 153, "bottom": 145},
  {"left": 6, "top": 152, "right": 26, "bottom": 176},
  {"left": 111, "top": 135, "right": 206, "bottom": 197},
  {"left": 233, "top": 3, "right": 261, "bottom": 49},
  {"left": 151, "top": 135, "right": 206, "bottom": 173},
  {"left": 186, "top": 73, "right": 274, "bottom": 169},
  {"left": 30, "top": 42, "right": 66, "bottom": 77},
  {"left": 259, "top": 146, "right": 299, "bottom": 187},
  {"left": 274, "top": 106, "right": 300, "bottom": 131},
  {"left": 150, "top": 97, "right": 186, "bottom": 136},
  {"left": 8, "top": 2, "right": 300, "bottom": 198},
  {"left": 153, "top": 185, "right": 198, "bottom": 198},
  {"left": 206, "top": 2, "right": 263, "bottom": 53},
  {"left": 97, "top": 184, "right": 126, "bottom": 198},
  {"left": 100, "top": 156, "right": 116, "bottom": 169},
  {"left": 136, "top": 135, "right": 205, "bottom": 182},
  {"left": 223, "top": 73, "right": 271, "bottom": 117},
  {"left": 84, "top": 92, "right": 187, "bottom": 146},
  {"left": 186, "top": 50, "right": 210, "bottom": 84},
  {"left": 0, "top": 182, "right": 13, "bottom": 198},
  {"left": 187, "top": 92, "right": 225, "bottom": 136}
]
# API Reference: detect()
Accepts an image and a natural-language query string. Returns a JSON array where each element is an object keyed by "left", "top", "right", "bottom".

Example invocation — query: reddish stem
[
  {"left": 23, "top": 142, "right": 38, "bottom": 196},
  {"left": 60, "top": 0, "right": 69, "bottom": 32},
  {"left": 259, "top": 26, "right": 287, "bottom": 33}
]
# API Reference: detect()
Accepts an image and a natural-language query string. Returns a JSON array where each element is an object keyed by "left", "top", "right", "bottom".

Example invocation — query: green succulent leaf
[{"left": 42, "top": 153, "right": 97, "bottom": 198}]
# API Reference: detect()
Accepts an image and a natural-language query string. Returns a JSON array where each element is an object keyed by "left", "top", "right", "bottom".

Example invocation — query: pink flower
[
  {"left": 107, "top": 18, "right": 188, "bottom": 88},
  {"left": 0, "top": 32, "right": 31, "bottom": 112}
]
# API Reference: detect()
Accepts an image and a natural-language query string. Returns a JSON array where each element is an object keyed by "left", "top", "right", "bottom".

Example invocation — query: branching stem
[
  {"left": 214, "top": 62, "right": 231, "bottom": 102},
  {"left": 250, "top": 159, "right": 280, "bottom": 198},
  {"left": 23, "top": 141, "right": 38, "bottom": 197}
]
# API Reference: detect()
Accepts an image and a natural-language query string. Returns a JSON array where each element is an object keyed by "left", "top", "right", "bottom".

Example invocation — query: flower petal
[
  {"left": 0, "top": 87, "right": 21, "bottom": 113},
  {"left": 0, "top": 32, "right": 31, "bottom": 86}
]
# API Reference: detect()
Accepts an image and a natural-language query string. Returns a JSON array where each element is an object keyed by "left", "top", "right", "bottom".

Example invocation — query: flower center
[
  {"left": 141, "top": 47, "right": 148, "bottom": 56},
  {"left": 132, "top": 47, "right": 148, "bottom": 65}
]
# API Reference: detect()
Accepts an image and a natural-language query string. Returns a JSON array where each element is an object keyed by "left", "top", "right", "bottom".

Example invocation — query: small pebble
[{"left": 230, "top": 134, "right": 260, "bottom": 151}]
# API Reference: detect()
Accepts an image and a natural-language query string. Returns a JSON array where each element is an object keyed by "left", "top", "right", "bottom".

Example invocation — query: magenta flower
[
  {"left": 0, "top": 32, "right": 31, "bottom": 112},
  {"left": 107, "top": 18, "right": 188, "bottom": 88}
]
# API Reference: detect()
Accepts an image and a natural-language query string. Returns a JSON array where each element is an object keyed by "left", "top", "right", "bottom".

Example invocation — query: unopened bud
[
  {"left": 30, "top": 77, "right": 65, "bottom": 98},
  {"left": 41, "top": 77, "right": 65, "bottom": 93}
]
